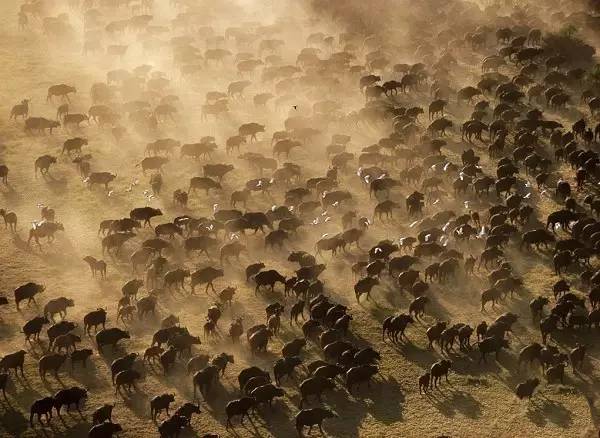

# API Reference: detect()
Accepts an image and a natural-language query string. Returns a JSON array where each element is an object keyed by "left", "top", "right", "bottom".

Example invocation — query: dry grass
[{"left": 0, "top": 1, "right": 599, "bottom": 438}]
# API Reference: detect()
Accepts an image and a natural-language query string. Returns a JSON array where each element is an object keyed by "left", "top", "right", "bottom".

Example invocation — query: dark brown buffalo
[
  {"left": 226, "top": 397, "right": 256, "bottom": 427},
  {"left": 516, "top": 378, "right": 539, "bottom": 399},
  {"left": 30, "top": 397, "right": 55, "bottom": 426},
  {"left": 299, "top": 376, "right": 335, "bottom": 407},
  {"left": 14, "top": 282, "right": 45, "bottom": 310},
  {"left": 54, "top": 386, "right": 87, "bottom": 416},
  {"left": 89, "top": 421, "right": 123, "bottom": 438},
  {"left": 295, "top": 408, "right": 336, "bottom": 436},
  {"left": 96, "top": 328, "right": 130, "bottom": 353},
  {"left": 86, "top": 172, "right": 116, "bottom": 190},
  {"left": 150, "top": 393, "right": 175, "bottom": 421},
  {"left": 25, "top": 117, "right": 60, "bottom": 134},
  {"left": 130, "top": 207, "right": 163, "bottom": 227}
]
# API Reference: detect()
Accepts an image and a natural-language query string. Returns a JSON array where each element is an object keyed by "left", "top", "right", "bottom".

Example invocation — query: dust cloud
[{"left": 0, "top": 0, "right": 599, "bottom": 437}]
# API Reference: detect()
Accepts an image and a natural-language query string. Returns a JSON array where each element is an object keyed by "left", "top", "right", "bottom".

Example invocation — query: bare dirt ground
[{"left": 0, "top": 0, "right": 600, "bottom": 437}]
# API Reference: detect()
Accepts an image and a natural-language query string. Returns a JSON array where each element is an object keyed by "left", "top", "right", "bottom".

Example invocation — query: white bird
[{"left": 107, "top": 190, "right": 114, "bottom": 197}]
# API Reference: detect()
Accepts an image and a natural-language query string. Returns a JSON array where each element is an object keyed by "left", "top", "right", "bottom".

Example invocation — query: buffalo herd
[{"left": 2, "top": 0, "right": 600, "bottom": 437}]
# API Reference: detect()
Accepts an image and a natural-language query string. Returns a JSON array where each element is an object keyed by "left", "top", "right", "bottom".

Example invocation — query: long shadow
[
  {"left": 0, "top": 319, "right": 18, "bottom": 339},
  {"left": 387, "top": 339, "right": 439, "bottom": 371},
  {"left": 425, "top": 388, "right": 483, "bottom": 419},
  {"left": 12, "top": 232, "right": 34, "bottom": 253},
  {"left": 250, "top": 401, "right": 300, "bottom": 438},
  {"left": 41, "top": 372, "right": 68, "bottom": 392},
  {"left": 314, "top": 389, "right": 368, "bottom": 438},
  {"left": 0, "top": 406, "right": 29, "bottom": 436},
  {"left": 458, "top": 345, "right": 520, "bottom": 378},
  {"left": 10, "top": 371, "right": 43, "bottom": 397},
  {"left": 121, "top": 389, "right": 150, "bottom": 419},
  {"left": 526, "top": 397, "right": 573, "bottom": 428},
  {"left": 69, "top": 358, "right": 104, "bottom": 390},
  {"left": 366, "top": 374, "right": 405, "bottom": 424},
  {"left": 58, "top": 422, "right": 93, "bottom": 438}
]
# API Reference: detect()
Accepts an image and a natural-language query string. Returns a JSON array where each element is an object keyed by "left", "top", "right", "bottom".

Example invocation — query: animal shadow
[{"left": 526, "top": 397, "right": 573, "bottom": 427}]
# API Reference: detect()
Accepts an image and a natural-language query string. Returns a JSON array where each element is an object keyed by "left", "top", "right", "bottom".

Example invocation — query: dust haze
[{"left": 0, "top": 0, "right": 600, "bottom": 437}]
